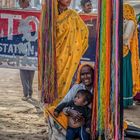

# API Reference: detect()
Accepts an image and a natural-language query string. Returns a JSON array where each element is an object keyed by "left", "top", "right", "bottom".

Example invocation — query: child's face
[{"left": 74, "top": 93, "right": 87, "bottom": 106}]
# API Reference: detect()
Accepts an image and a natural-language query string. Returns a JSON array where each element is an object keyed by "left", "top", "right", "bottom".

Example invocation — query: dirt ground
[
  {"left": 124, "top": 103, "right": 140, "bottom": 127},
  {"left": 0, "top": 68, "right": 140, "bottom": 140},
  {"left": 0, "top": 68, "right": 48, "bottom": 140},
  {"left": 124, "top": 103, "right": 140, "bottom": 140}
]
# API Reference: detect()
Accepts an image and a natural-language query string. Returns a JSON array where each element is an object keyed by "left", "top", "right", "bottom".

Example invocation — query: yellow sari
[{"left": 56, "top": 9, "right": 88, "bottom": 102}]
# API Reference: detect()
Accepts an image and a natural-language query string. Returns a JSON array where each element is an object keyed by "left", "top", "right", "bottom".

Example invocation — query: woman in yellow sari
[
  {"left": 56, "top": 0, "right": 89, "bottom": 102},
  {"left": 39, "top": 0, "right": 88, "bottom": 104},
  {"left": 123, "top": 4, "right": 140, "bottom": 108}
]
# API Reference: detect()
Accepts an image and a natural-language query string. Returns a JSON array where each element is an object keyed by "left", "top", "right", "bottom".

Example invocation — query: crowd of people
[{"left": 18, "top": 0, "right": 140, "bottom": 139}]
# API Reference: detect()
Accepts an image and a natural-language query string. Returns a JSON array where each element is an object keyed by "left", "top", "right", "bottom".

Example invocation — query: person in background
[
  {"left": 18, "top": 0, "right": 31, "bottom": 9},
  {"left": 79, "top": 0, "right": 93, "bottom": 14},
  {"left": 78, "top": 0, "right": 97, "bottom": 62},
  {"left": 123, "top": 4, "right": 140, "bottom": 108},
  {"left": 18, "top": 0, "right": 35, "bottom": 101},
  {"left": 133, "top": 16, "right": 140, "bottom": 103}
]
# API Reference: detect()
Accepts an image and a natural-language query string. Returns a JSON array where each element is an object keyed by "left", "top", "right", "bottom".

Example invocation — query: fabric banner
[
  {"left": 80, "top": 14, "right": 97, "bottom": 62},
  {"left": 0, "top": 9, "right": 40, "bottom": 70}
]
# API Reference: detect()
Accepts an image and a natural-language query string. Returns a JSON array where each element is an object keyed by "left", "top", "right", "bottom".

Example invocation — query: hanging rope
[{"left": 92, "top": 0, "right": 122, "bottom": 139}]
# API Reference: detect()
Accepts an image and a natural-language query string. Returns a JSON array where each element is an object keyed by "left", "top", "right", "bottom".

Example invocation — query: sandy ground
[
  {"left": 124, "top": 104, "right": 140, "bottom": 140},
  {"left": 0, "top": 68, "right": 140, "bottom": 140},
  {"left": 124, "top": 104, "right": 140, "bottom": 127},
  {"left": 0, "top": 68, "right": 48, "bottom": 140}
]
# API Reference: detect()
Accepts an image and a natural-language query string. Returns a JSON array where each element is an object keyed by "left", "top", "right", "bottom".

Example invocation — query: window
[{"left": 0, "top": 0, "right": 42, "bottom": 10}]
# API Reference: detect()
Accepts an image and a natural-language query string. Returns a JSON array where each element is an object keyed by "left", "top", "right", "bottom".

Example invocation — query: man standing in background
[
  {"left": 18, "top": 0, "right": 35, "bottom": 101},
  {"left": 79, "top": 0, "right": 93, "bottom": 14}
]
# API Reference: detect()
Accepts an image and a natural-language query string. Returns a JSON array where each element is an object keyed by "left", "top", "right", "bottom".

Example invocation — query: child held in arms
[{"left": 54, "top": 89, "right": 92, "bottom": 140}]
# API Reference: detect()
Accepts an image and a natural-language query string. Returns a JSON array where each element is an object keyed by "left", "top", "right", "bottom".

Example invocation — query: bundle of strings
[
  {"left": 92, "top": 0, "right": 122, "bottom": 139},
  {"left": 38, "top": 0, "right": 58, "bottom": 104}
]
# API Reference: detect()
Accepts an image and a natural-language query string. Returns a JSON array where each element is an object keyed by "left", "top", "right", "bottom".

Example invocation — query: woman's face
[
  {"left": 58, "top": 0, "right": 72, "bottom": 8},
  {"left": 80, "top": 65, "right": 93, "bottom": 87}
]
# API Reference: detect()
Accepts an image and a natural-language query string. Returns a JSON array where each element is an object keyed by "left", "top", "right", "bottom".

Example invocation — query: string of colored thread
[
  {"left": 105, "top": 0, "right": 111, "bottom": 134},
  {"left": 38, "top": 1, "right": 48, "bottom": 101},
  {"left": 92, "top": 0, "right": 121, "bottom": 139},
  {"left": 99, "top": 0, "right": 106, "bottom": 135},
  {"left": 98, "top": 0, "right": 103, "bottom": 135},
  {"left": 91, "top": 0, "right": 101, "bottom": 137},
  {"left": 115, "top": 0, "right": 119, "bottom": 139}
]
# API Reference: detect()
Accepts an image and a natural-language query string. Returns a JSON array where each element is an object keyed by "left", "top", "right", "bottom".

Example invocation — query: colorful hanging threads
[
  {"left": 92, "top": 0, "right": 123, "bottom": 139},
  {"left": 38, "top": 0, "right": 57, "bottom": 104}
]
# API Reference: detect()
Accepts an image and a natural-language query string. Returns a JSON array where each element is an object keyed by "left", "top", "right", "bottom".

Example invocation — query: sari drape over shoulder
[{"left": 56, "top": 9, "right": 88, "bottom": 101}]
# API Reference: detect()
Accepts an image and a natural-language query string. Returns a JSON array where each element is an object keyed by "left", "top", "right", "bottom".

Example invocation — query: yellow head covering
[
  {"left": 76, "top": 63, "right": 94, "bottom": 84},
  {"left": 123, "top": 4, "right": 137, "bottom": 25}
]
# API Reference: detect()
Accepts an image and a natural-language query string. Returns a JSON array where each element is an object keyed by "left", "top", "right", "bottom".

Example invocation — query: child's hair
[
  {"left": 76, "top": 89, "right": 93, "bottom": 105},
  {"left": 80, "top": 0, "right": 92, "bottom": 7}
]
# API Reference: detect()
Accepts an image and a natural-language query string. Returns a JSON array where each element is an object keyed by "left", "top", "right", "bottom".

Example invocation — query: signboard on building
[{"left": 0, "top": 9, "right": 40, "bottom": 70}]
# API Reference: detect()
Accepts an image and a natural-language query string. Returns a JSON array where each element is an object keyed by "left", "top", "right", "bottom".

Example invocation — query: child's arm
[{"left": 54, "top": 102, "right": 72, "bottom": 117}]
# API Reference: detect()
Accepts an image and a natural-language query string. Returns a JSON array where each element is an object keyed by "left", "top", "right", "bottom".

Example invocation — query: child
[{"left": 54, "top": 89, "right": 92, "bottom": 140}]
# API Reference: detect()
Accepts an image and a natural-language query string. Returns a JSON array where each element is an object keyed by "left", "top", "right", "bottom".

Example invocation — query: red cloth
[{"left": 134, "top": 93, "right": 140, "bottom": 101}]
